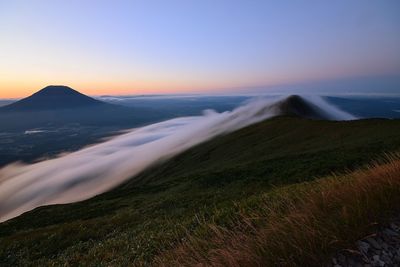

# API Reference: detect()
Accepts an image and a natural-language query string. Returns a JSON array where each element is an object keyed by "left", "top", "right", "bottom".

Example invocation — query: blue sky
[{"left": 0, "top": 0, "right": 399, "bottom": 97}]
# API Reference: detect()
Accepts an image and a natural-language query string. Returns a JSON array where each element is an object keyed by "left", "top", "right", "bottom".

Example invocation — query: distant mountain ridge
[
  {"left": 0, "top": 85, "right": 105, "bottom": 111},
  {"left": 0, "top": 85, "right": 348, "bottom": 121},
  {"left": 0, "top": 85, "right": 171, "bottom": 132},
  {"left": 0, "top": 85, "right": 353, "bottom": 133}
]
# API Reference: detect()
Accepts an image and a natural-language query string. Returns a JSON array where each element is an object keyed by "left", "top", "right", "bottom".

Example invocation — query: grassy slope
[
  {"left": 1, "top": 117, "right": 400, "bottom": 266},
  {"left": 156, "top": 155, "right": 400, "bottom": 266}
]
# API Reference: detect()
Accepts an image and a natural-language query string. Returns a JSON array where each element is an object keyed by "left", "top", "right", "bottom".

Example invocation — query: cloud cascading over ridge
[{"left": 0, "top": 96, "right": 356, "bottom": 222}]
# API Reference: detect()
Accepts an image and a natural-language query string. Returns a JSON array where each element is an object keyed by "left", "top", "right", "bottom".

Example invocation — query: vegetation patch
[{"left": 155, "top": 154, "right": 400, "bottom": 266}]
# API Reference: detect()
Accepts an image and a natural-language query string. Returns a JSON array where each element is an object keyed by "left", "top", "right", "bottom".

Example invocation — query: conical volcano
[{"left": 1, "top": 85, "right": 104, "bottom": 111}]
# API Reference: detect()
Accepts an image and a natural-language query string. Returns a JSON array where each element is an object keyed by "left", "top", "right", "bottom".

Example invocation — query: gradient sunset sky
[{"left": 1, "top": 0, "right": 400, "bottom": 98}]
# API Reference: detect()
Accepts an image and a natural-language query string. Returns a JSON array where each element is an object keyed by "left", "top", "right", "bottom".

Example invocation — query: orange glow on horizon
[
  {"left": 1, "top": 65, "right": 397, "bottom": 98},
  {"left": 0, "top": 77, "right": 286, "bottom": 98},
  {"left": 0, "top": 81, "right": 244, "bottom": 98}
]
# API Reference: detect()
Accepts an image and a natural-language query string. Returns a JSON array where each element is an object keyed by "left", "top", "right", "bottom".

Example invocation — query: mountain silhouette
[
  {"left": 0, "top": 86, "right": 170, "bottom": 131},
  {"left": 248, "top": 95, "right": 351, "bottom": 121},
  {"left": 275, "top": 95, "right": 332, "bottom": 120},
  {"left": 1, "top": 85, "right": 104, "bottom": 111},
  {"left": 0, "top": 88, "right": 345, "bottom": 133}
]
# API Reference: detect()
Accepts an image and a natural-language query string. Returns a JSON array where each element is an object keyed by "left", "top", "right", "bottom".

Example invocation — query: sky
[{"left": 0, "top": 0, "right": 400, "bottom": 98}]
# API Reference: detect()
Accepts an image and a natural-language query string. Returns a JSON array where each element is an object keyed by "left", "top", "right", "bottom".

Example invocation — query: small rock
[
  {"left": 390, "top": 223, "right": 399, "bottom": 232},
  {"left": 384, "top": 229, "right": 399, "bottom": 237},
  {"left": 358, "top": 241, "right": 370, "bottom": 254},
  {"left": 372, "top": 255, "right": 385, "bottom": 267},
  {"left": 367, "top": 238, "right": 382, "bottom": 250},
  {"left": 381, "top": 254, "right": 391, "bottom": 265},
  {"left": 386, "top": 251, "right": 393, "bottom": 258}
]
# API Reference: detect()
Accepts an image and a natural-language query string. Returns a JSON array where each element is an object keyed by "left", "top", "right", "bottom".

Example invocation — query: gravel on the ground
[{"left": 328, "top": 217, "right": 400, "bottom": 267}]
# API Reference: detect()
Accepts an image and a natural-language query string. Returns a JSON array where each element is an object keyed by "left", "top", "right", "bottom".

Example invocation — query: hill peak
[
  {"left": 1, "top": 85, "right": 105, "bottom": 112},
  {"left": 273, "top": 95, "right": 340, "bottom": 120},
  {"left": 34, "top": 85, "right": 83, "bottom": 96}
]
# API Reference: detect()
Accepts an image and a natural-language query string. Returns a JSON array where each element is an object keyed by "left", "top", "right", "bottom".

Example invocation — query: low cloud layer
[{"left": 0, "top": 96, "right": 355, "bottom": 222}]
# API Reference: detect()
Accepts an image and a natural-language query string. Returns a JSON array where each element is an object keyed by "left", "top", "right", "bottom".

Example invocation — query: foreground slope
[
  {"left": 1, "top": 117, "right": 400, "bottom": 266},
  {"left": 156, "top": 153, "right": 400, "bottom": 266}
]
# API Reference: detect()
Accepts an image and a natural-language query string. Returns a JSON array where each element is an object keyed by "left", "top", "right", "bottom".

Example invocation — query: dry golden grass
[{"left": 154, "top": 154, "right": 400, "bottom": 267}]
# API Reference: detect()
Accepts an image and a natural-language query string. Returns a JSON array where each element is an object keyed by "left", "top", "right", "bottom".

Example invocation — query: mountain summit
[
  {"left": 276, "top": 95, "right": 330, "bottom": 120},
  {"left": 1, "top": 85, "right": 104, "bottom": 111},
  {"left": 0, "top": 85, "right": 169, "bottom": 132},
  {"left": 269, "top": 95, "right": 350, "bottom": 120}
]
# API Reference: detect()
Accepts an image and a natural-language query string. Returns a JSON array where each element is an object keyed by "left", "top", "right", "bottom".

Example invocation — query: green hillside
[{"left": 1, "top": 116, "right": 400, "bottom": 266}]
